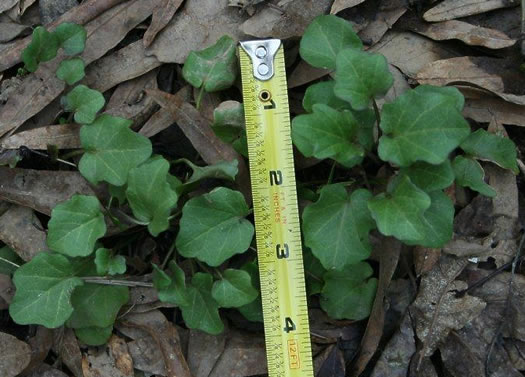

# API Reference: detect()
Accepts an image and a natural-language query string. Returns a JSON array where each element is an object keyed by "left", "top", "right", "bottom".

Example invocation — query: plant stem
[
  {"left": 372, "top": 99, "right": 381, "bottom": 126},
  {"left": 327, "top": 160, "right": 337, "bottom": 184},
  {"left": 82, "top": 277, "right": 153, "bottom": 287},
  {"left": 195, "top": 87, "right": 205, "bottom": 110},
  {"left": 61, "top": 149, "right": 85, "bottom": 159},
  {"left": 161, "top": 239, "right": 177, "bottom": 269}
]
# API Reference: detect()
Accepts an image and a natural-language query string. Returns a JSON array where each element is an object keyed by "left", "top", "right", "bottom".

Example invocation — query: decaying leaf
[
  {"left": 0, "top": 124, "right": 82, "bottom": 150},
  {"left": 187, "top": 329, "right": 227, "bottom": 377},
  {"left": 0, "top": 0, "right": 18, "bottom": 14},
  {"left": 0, "top": 332, "right": 32, "bottom": 377},
  {"left": 330, "top": 0, "right": 365, "bottom": 14},
  {"left": 288, "top": 60, "right": 330, "bottom": 89},
  {"left": 82, "top": 335, "right": 134, "bottom": 377},
  {"left": 0, "top": 21, "right": 30, "bottom": 43},
  {"left": 53, "top": 328, "right": 83, "bottom": 377},
  {"left": 411, "top": 19, "right": 516, "bottom": 49},
  {"left": 463, "top": 97, "right": 525, "bottom": 127},
  {"left": 0, "top": 204, "right": 46, "bottom": 261},
  {"left": 358, "top": 3, "right": 407, "bottom": 46},
  {"left": 144, "top": 0, "right": 184, "bottom": 47},
  {"left": 423, "top": 0, "right": 520, "bottom": 22}
]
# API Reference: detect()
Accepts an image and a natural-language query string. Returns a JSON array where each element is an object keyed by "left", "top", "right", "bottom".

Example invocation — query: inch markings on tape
[{"left": 239, "top": 39, "right": 314, "bottom": 377}]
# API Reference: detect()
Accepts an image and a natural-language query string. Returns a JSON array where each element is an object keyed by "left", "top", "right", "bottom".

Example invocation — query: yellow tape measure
[{"left": 239, "top": 40, "right": 314, "bottom": 377}]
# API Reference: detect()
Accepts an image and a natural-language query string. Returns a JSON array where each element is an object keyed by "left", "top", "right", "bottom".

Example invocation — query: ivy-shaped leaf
[
  {"left": 22, "top": 26, "right": 59, "bottom": 72},
  {"left": 152, "top": 261, "right": 189, "bottom": 307},
  {"left": 460, "top": 129, "right": 519, "bottom": 174},
  {"left": 303, "top": 81, "right": 350, "bottom": 112},
  {"left": 61, "top": 85, "right": 105, "bottom": 124},
  {"left": 292, "top": 104, "right": 364, "bottom": 168},
  {"left": 334, "top": 49, "right": 393, "bottom": 110},
  {"left": 94, "top": 248, "right": 126, "bottom": 276},
  {"left": 303, "top": 184, "right": 375, "bottom": 270},
  {"left": 67, "top": 284, "right": 129, "bottom": 329},
  {"left": 237, "top": 261, "right": 263, "bottom": 322},
  {"left": 75, "top": 325, "right": 113, "bottom": 346},
  {"left": 180, "top": 272, "right": 224, "bottom": 334},
  {"left": 182, "top": 35, "right": 237, "bottom": 92},
  {"left": 47, "top": 195, "right": 106, "bottom": 257},
  {"left": 299, "top": 14, "right": 362, "bottom": 69},
  {"left": 56, "top": 58, "right": 85, "bottom": 85},
  {"left": 126, "top": 157, "right": 178, "bottom": 236},
  {"left": 378, "top": 85, "right": 470, "bottom": 166},
  {"left": 9, "top": 253, "right": 84, "bottom": 328},
  {"left": 79, "top": 114, "right": 152, "bottom": 186},
  {"left": 368, "top": 175, "right": 431, "bottom": 242},
  {"left": 405, "top": 191, "right": 454, "bottom": 247},
  {"left": 213, "top": 101, "right": 248, "bottom": 157},
  {"left": 303, "top": 249, "right": 326, "bottom": 296},
  {"left": 452, "top": 155, "right": 496, "bottom": 197},
  {"left": 0, "top": 246, "right": 23, "bottom": 275},
  {"left": 400, "top": 160, "right": 454, "bottom": 192},
  {"left": 321, "top": 261, "right": 377, "bottom": 320},
  {"left": 54, "top": 22, "right": 87, "bottom": 55},
  {"left": 176, "top": 187, "right": 254, "bottom": 267},
  {"left": 178, "top": 158, "right": 238, "bottom": 185},
  {"left": 211, "top": 269, "right": 258, "bottom": 308}
]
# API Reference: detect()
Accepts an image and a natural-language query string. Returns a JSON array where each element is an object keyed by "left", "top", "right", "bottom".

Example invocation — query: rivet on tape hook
[{"left": 240, "top": 39, "right": 281, "bottom": 81}]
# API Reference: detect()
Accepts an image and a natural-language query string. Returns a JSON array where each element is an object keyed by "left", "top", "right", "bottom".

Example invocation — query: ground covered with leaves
[{"left": 0, "top": 0, "right": 525, "bottom": 376}]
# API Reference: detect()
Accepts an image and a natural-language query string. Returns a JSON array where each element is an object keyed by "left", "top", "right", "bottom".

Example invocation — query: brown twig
[{"left": 82, "top": 277, "right": 153, "bottom": 287}]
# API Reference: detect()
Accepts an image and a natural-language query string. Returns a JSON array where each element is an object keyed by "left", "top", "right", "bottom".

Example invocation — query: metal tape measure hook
[{"left": 240, "top": 39, "right": 281, "bottom": 81}]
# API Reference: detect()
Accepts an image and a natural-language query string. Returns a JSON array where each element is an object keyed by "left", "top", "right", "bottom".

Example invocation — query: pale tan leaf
[
  {"left": 358, "top": 6, "right": 407, "bottom": 46},
  {"left": 82, "top": 335, "right": 134, "bottom": 377},
  {"left": 330, "top": 0, "right": 365, "bottom": 14},
  {"left": 288, "top": 60, "right": 330, "bottom": 89},
  {"left": 0, "top": 332, "right": 32, "bottom": 377},
  {"left": 143, "top": 0, "right": 184, "bottom": 47},
  {"left": 463, "top": 97, "right": 525, "bottom": 127},
  {"left": 0, "top": 124, "right": 81, "bottom": 150},
  {"left": 423, "top": 0, "right": 519, "bottom": 22}
]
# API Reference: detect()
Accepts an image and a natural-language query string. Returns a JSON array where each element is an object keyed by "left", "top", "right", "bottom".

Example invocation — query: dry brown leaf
[
  {"left": 411, "top": 255, "right": 485, "bottom": 360},
  {"left": 376, "top": 64, "right": 409, "bottom": 108},
  {"left": 463, "top": 97, "right": 525, "bottom": 127},
  {"left": 351, "top": 236, "right": 401, "bottom": 376},
  {"left": 412, "top": 20, "right": 516, "bottom": 49},
  {"left": 0, "top": 21, "right": 29, "bottom": 43},
  {"left": 464, "top": 6, "right": 521, "bottom": 39},
  {"left": 358, "top": 4, "right": 407, "bottom": 46},
  {"left": 0, "top": 273, "right": 15, "bottom": 309},
  {"left": 23, "top": 326, "right": 54, "bottom": 375},
  {"left": 288, "top": 61, "right": 330, "bottom": 89},
  {"left": 370, "top": 314, "right": 416, "bottom": 377},
  {"left": 25, "top": 364, "right": 69, "bottom": 377},
  {"left": 316, "top": 344, "right": 346, "bottom": 377},
  {"left": 143, "top": 0, "right": 184, "bottom": 47},
  {"left": 187, "top": 329, "right": 227, "bottom": 377},
  {"left": 146, "top": 88, "right": 252, "bottom": 202},
  {"left": 0, "top": 124, "right": 81, "bottom": 150},
  {"left": 423, "top": 0, "right": 519, "bottom": 22},
  {"left": 0, "top": 0, "right": 159, "bottom": 138},
  {"left": 416, "top": 56, "right": 525, "bottom": 94},
  {"left": 0, "top": 0, "right": 18, "bottom": 14},
  {"left": 0, "top": 332, "right": 32, "bottom": 377},
  {"left": 146, "top": 0, "right": 248, "bottom": 64},
  {"left": 369, "top": 31, "right": 458, "bottom": 77},
  {"left": 0, "top": 168, "right": 100, "bottom": 215},
  {"left": 0, "top": 0, "right": 127, "bottom": 73},
  {"left": 82, "top": 335, "right": 134, "bottom": 377},
  {"left": 0, "top": 205, "right": 46, "bottom": 261},
  {"left": 240, "top": 0, "right": 332, "bottom": 39},
  {"left": 119, "top": 310, "right": 191, "bottom": 377},
  {"left": 330, "top": 0, "right": 365, "bottom": 14},
  {"left": 108, "top": 335, "right": 134, "bottom": 376},
  {"left": 84, "top": 40, "right": 161, "bottom": 94},
  {"left": 52, "top": 328, "right": 83, "bottom": 377},
  {"left": 413, "top": 246, "right": 441, "bottom": 276}
]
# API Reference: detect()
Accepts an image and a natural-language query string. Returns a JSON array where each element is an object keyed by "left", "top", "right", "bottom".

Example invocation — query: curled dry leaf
[
  {"left": 0, "top": 205, "right": 47, "bottom": 261},
  {"left": 0, "top": 168, "right": 100, "bottom": 215},
  {"left": 240, "top": 0, "right": 331, "bottom": 39},
  {"left": 0, "top": 124, "right": 82, "bottom": 150},
  {"left": 423, "top": 0, "right": 520, "bottom": 22},
  {"left": 412, "top": 20, "right": 516, "bottom": 49},
  {"left": 0, "top": 332, "right": 32, "bottom": 377},
  {"left": 143, "top": 0, "right": 184, "bottom": 47},
  {"left": 330, "top": 0, "right": 365, "bottom": 14}
]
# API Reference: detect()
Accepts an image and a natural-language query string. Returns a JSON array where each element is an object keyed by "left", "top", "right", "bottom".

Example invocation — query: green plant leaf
[
  {"left": 400, "top": 160, "right": 454, "bottom": 192},
  {"left": 79, "top": 114, "right": 152, "bottom": 186},
  {"left": 299, "top": 14, "right": 362, "bottom": 69},
  {"left": 180, "top": 272, "right": 224, "bottom": 334},
  {"left": 74, "top": 325, "right": 113, "bottom": 346},
  {"left": 67, "top": 284, "right": 129, "bottom": 329},
  {"left": 178, "top": 158, "right": 238, "bottom": 185},
  {"left": 292, "top": 104, "right": 364, "bottom": 167},
  {"left": 303, "top": 184, "right": 375, "bottom": 270},
  {"left": 211, "top": 269, "right": 258, "bottom": 308},
  {"left": 0, "top": 246, "right": 23, "bottom": 275},
  {"left": 9, "top": 253, "right": 84, "bottom": 328},
  {"left": 22, "top": 26, "right": 59, "bottom": 72},
  {"left": 321, "top": 262, "right": 377, "bottom": 320},
  {"left": 182, "top": 35, "right": 237, "bottom": 92},
  {"left": 152, "top": 261, "right": 189, "bottom": 307},
  {"left": 54, "top": 22, "right": 87, "bottom": 55},
  {"left": 460, "top": 129, "right": 519, "bottom": 174},
  {"left": 109, "top": 183, "right": 127, "bottom": 205},
  {"left": 94, "top": 248, "right": 126, "bottom": 276},
  {"left": 126, "top": 157, "right": 178, "bottom": 236},
  {"left": 56, "top": 58, "right": 85, "bottom": 85},
  {"left": 212, "top": 101, "right": 248, "bottom": 157},
  {"left": 176, "top": 187, "right": 254, "bottom": 267},
  {"left": 452, "top": 155, "right": 496, "bottom": 197},
  {"left": 303, "top": 81, "right": 350, "bottom": 112},
  {"left": 237, "top": 261, "right": 263, "bottom": 322},
  {"left": 378, "top": 85, "right": 470, "bottom": 166},
  {"left": 334, "top": 49, "right": 393, "bottom": 110},
  {"left": 47, "top": 195, "right": 106, "bottom": 257},
  {"left": 303, "top": 249, "right": 326, "bottom": 296},
  {"left": 405, "top": 190, "right": 454, "bottom": 248},
  {"left": 61, "top": 85, "right": 105, "bottom": 124},
  {"left": 368, "top": 175, "right": 431, "bottom": 242}
]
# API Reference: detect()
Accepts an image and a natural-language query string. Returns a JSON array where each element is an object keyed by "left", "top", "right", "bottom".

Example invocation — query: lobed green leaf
[
  {"left": 211, "top": 269, "right": 258, "bottom": 308},
  {"left": 452, "top": 155, "right": 496, "bottom": 197},
  {"left": 302, "top": 81, "right": 350, "bottom": 112},
  {"left": 400, "top": 160, "right": 454, "bottom": 192},
  {"left": 152, "top": 261, "right": 189, "bottom": 307},
  {"left": 54, "top": 22, "right": 87, "bottom": 55},
  {"left": 237, "top": 261, "right": 263, "bottom": 322},
  {"left": 22, "top": 26, "right": 58, "bottom": 72},
  {"left": 56, "top": 58, "right": 85, "bottom": 85},
  {"left": 94, "top": 248, "right": 126, "bottom": 276},
  {"left": 75, "top": 325, "right": 113, "bottom": 346},
  {"left": 61, "top": 85, "right": 105, "bottom": 124}
]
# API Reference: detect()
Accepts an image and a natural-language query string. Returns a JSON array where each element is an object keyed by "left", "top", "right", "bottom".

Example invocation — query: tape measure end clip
[{"left": 240, "top": 39, "right": 281, "bottom": 81}]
